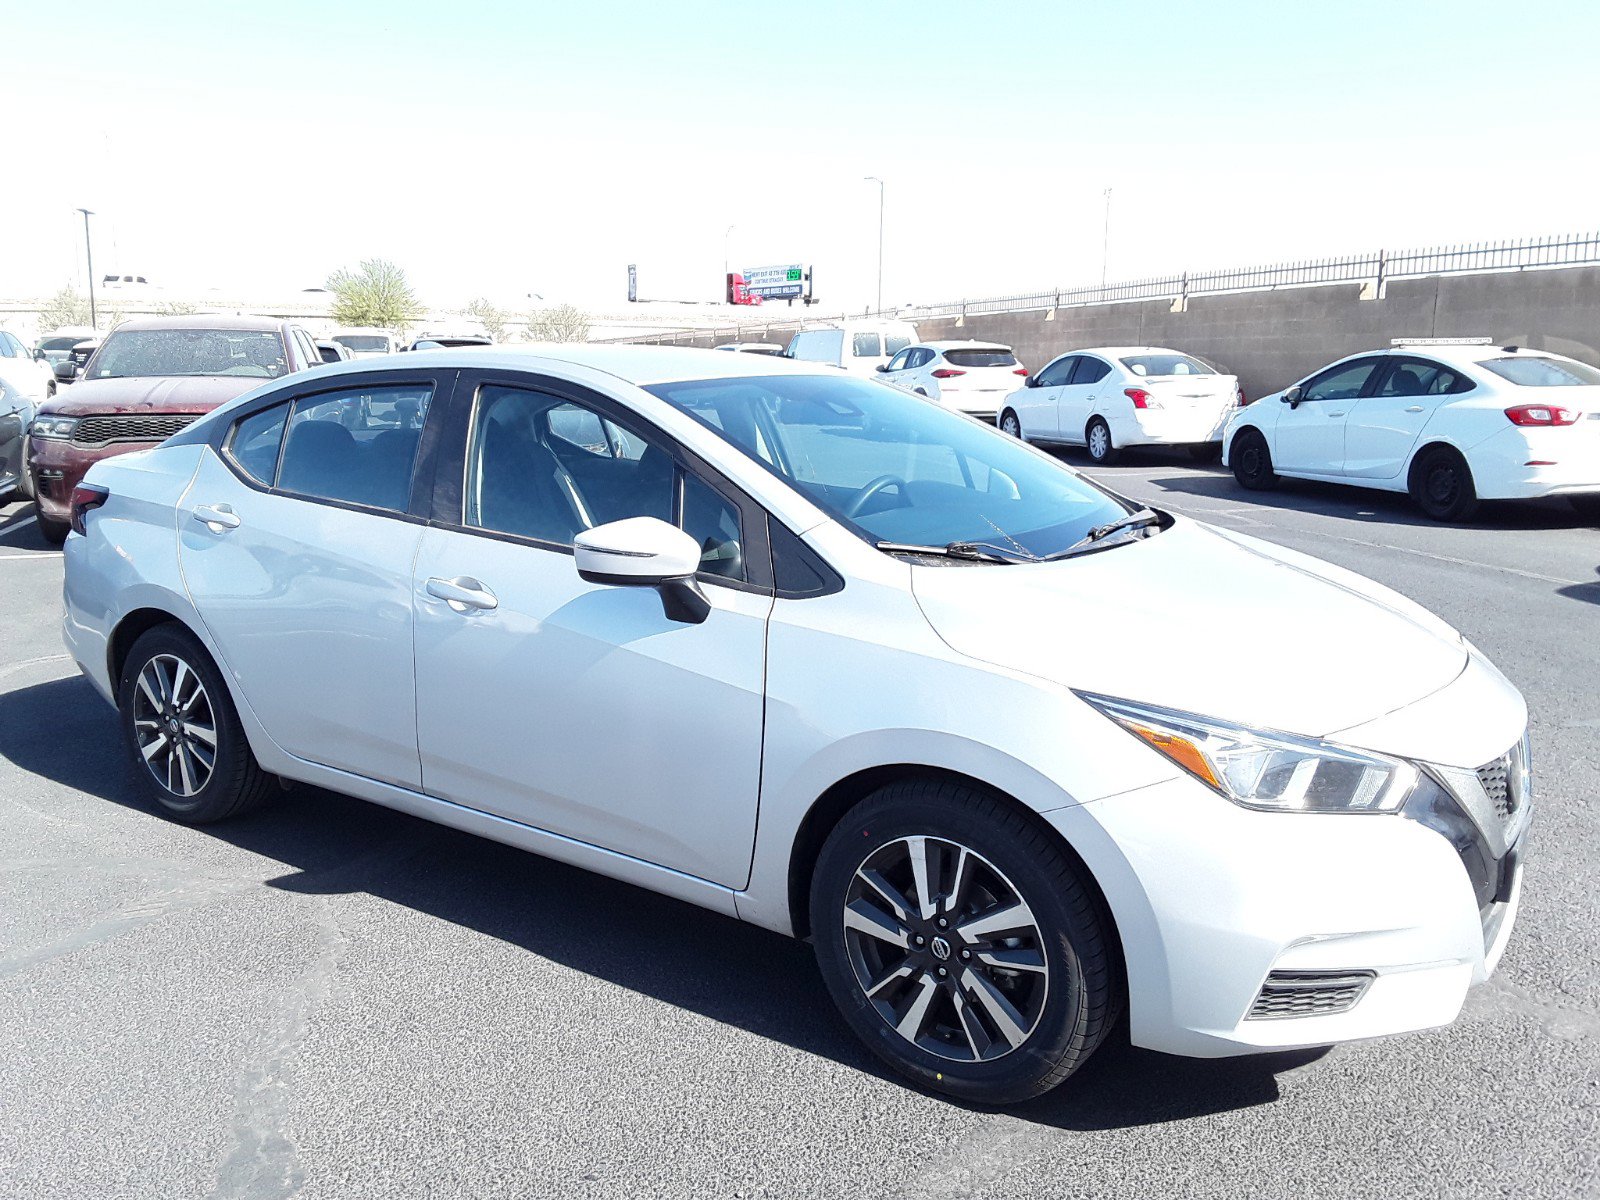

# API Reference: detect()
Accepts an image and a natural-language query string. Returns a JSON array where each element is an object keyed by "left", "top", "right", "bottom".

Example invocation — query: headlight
[
  {"left": 1079, "top": 692, "right": 1418, "bottom": 812},
  {"left": 31, "top": 415, "right": 78, "bottom": 440}
]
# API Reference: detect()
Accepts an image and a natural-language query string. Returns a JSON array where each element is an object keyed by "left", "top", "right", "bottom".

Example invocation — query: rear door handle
[
  {"left": 426, "top": 576, "right": 498, "bottom": 612},
  {"left": 1405, "top": 405, "right": 1425, "bottom": 413},
  {"left": 192, "top": 504, "right": 241, "bottom": 531}
]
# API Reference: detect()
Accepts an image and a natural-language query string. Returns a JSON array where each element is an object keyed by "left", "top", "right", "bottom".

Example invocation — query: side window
[
  {"left": 294, "top": 329, "right": 319, "bottom": 369},
  {"left": 852, "top": 332, "right": 882, "bottom": 358},
  {"left": 465, "top": 385, "right": 746, "bottom": 580},
  {"left": 1304, "top": 358, "right": 1381, "bottom": 402},
  {"left": 277, "top": 384, "right": 432, "bottom": 511},
  {"left": 227, "top": 403, "right": 289, "bottom": 485},
  {"left": 884, "top": 335, "right": 912, "bottom": 357},
  {"left": 1378, "top": 358, "right": 1467, "bottom": 398},
  {"left": 1036, "top": 356, "right": 1078, "bottom": 387},
  {"left": 1070, "top": 357, "right": 1111, "bottom": 385},
  {"left": 886, "top": 349, "right": 912, "bottom": 372}
]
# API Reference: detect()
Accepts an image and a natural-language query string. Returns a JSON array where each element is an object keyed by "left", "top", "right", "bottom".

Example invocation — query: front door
[
  {"left": 178, "top": 376, "right": 441, "bottom": 788},
  {"left": 410, "top": 376, "right": 772, "bottom": 888},
  {"left": 1017, "top": 354, "right": 1076, "bottom": 438},
  {"left": 1274, "top": 356, "right": 1383, "bottom": 475},
  {"left": 1058, "top": 354, "right": 1113, "bottom": 443},
  {"left": 1343, "top": 356, "right": 1462, "bottom": 479}
]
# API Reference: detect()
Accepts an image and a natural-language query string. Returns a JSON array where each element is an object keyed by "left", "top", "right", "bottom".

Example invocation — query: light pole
[
  {"left": 864, "top": 177, "right": 884, "bottom": 312},
  {"left": 1100, "top": 187, "right": 1112, "bottom": 290},
  {"left": 723, "top": 224, "right": 736, "bottom": 279},
  {"left": 77, "top": 208, "right": 97, "bottom": 327}
]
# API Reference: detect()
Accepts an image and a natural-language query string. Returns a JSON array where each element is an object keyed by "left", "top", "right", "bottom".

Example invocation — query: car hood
[
  {"left": 43, "top": 375, "right": 267, "bottom": 417},
  {"left": 910, "top": 518, "right": 1468, "bottom": 738}
]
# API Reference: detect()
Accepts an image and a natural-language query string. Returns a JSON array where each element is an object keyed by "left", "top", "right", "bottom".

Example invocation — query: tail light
[
  {"left": 1236, "top": 386, "right": 1249, "bottom": 407},
  {"left": 1013, "top": 367, "right": 1029, "bottom": 376},
  {"left": 1505, "top": 403, "right": 1579, "bottom": 427},
  {"left": 931, "top": 368, "right": 966, "bottom": 379},
  {"left": 1125, "top": 387, "right": 1152, "bottom": 409},
  {"left": 69, "top": 483, "right": 109, "bottom": 536}
]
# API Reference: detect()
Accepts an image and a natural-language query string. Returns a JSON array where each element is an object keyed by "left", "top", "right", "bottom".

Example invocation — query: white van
[{"left": 784, "top": 320, "right": 918, "bottom": 377}]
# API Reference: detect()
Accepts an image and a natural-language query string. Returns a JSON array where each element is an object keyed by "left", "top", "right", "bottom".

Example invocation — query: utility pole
[
  {"left": 864, "top": 177, "right": 884, "bottom": 312},
  {"left": 77, "top": 208, "right": 97, "bottom": 327},
  {"left": 1100, "top": 188, "right": 1112, "bottom": 290},
  {"left": 723, "top": 224, "right": 735, "bottom": 279}
]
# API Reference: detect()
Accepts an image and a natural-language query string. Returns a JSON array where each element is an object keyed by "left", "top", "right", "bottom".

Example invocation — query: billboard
[{"left": 743, "top": 264, "right": 810, "bottom": 302}]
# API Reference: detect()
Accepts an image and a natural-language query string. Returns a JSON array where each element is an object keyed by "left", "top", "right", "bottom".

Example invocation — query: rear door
[
  {"left": 1059, "top": 354, "right": 1112, "bottom": 443},
  {"left": 1274, "top": 356, "right": 1385, "bottom": 475},
  {"left": 1343, "top": 356, "right": 1467, "bottom": 479},
  {"left": 178, "top": 368, "right": 447, "bottom": 789}
]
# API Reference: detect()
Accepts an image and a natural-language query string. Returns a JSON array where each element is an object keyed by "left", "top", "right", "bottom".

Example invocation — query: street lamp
[
  {"left": 1100, "top": 188, "right": 1112, "bottom": 290},
  {"left": 723, "top": 224, "right": 736, "bottom": 279},
  {"left": 76, "top": 208, "right": 97, "bottom": 327},
  {"left": 864, "top": 177, "right": 884, "bottom": 312}
]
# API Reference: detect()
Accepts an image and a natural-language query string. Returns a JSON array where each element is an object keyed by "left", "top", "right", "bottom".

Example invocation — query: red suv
[{"left": 29, "top": 315, "right": 322, "bottom": 542}]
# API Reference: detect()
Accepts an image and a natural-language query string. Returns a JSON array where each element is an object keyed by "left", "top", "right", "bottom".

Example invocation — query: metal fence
[{"left": 888, "top": 230, "right": 1600, "bottom": 320}]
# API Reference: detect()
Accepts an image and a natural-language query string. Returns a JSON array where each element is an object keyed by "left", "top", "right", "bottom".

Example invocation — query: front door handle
[
  {"left": 1405, "top": 405, "right": 1425, "bottom": 413},
  {"left": 1326, "top": 410, "right": 1346, "bottom": 418},
  {"left": 192, "top": 504, "right": 241, "bottom": 531},
  {"left": 426, "top": 576, "right": 498, "bottom": 612}
]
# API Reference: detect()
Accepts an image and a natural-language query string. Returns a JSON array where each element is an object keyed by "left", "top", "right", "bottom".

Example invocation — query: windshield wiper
[
  {"left": 875, "top": 540, "right": 1033, "bottom": 564},
  {"left": 1044, "top": 507, "right": 1165, "bottom": 561}
]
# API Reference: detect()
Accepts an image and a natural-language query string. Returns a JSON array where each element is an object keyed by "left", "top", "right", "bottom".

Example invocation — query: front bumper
[{"left": 28, "top": 436, "right": 157, "bottom": 521}]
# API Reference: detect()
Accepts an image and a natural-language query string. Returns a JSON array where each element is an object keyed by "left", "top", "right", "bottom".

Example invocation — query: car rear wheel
[
  {"left": 1410, "top": 446, "right": 1479, "bottom": 522},
  {"left": 810, "top": 780, "right": 1119, "bottom": 1104},
  {"left": 1230, "top": 428, "right": 1278, "bottom": 490},
  {"left": 118, "top": 624, "right": 277, "bottom": 823},
  {"left": 37, "top": 513, "right": 69, "bottom": 544},
  {"left": 1085, "top": 417, "right": 1119, "bottom": 465},
  {"left": 999, "top": 410, "right": 1023, "bottom": 440}
]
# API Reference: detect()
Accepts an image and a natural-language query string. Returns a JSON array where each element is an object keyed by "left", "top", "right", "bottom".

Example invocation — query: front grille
[
  {"left": 1246, "top": 970, "right": 1375, "bottom": 1020},
  {"left": 72, "top": 413, "right": 199, "bottom": 446},
  {"left": 1476, "top": 737, "right": 1528, "bottom": 825}
]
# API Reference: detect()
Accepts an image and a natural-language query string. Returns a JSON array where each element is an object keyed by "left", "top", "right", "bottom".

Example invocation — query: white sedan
[
  {"left": 877, "top": 340, "right": 1029, "bottom": 419},
  {"left": 999, "top": 346, "right": 1241, "bottom": 463},
  {"left": 1224, "top": 341, "right": 1600, "bottom": 522},
  {"left": 63, "top": 345, "right": 1527, "bottom": 1103}
]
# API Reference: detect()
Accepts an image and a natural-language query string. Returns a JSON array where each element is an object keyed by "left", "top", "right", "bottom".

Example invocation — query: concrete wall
[{"left": 633, "top": 265, "right": 1600, "bottom": 405}]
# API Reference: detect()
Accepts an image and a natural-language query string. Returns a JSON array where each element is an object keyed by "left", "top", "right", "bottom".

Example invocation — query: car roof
[
  {"left": 306, "top": 342, "right": 848, "bottom": 387},
  {"left": 110, "top": 314, "right": 289, "bottom": 334},
  {"left": 920, "top": 340, "right": 1012, "bottom": 352}
]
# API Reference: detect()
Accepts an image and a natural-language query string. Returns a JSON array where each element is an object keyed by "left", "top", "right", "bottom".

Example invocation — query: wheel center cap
[
  {"left": 167, "top": 718, "right": 180, "bottom": 735},
  {"left": 929, "top": 935, "right": 952, "bottom": 962}
]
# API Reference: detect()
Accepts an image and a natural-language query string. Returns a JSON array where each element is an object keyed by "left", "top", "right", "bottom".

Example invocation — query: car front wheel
[
  {"left": 810, "top": 780, "right": 1119, "bottom": 1104},
  {"left": 999, "top": 410, "right": 1023, "bottom": 439},
  {"left": 1230, "top": 428, "right": 1278, "bottom": 490},
  {"left": 118, "top": 624, "right": 277, "bottom": 823}
]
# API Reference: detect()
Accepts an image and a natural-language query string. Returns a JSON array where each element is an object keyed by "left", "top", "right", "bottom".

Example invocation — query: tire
[
  {"left": 1409, "top": 446, "right": 1479, "bottom": 522},
  {"left": 999, "top": 410, "right": 1024, "bottom": 440},
  {"left": 16, "top": 446, "right": 34, "bottom": 500},
  {"left": 1187, "top": 443, "right": 1222, "bottom": 463},
  {"left": 1568, "top": 495, "right": 1600, "bottom": 524},
  {"left": 810, "top": 780, "right": 1120, "bottom": 1104},
  {"left": 1085, "top": 417, "right": 1120, "bottom": 465},
  {"left": 37, "top": 512, "right": 69, "bottom": 544},
  {"left": 1230, "top": 428, "right": 1278, "bottom": 491},
  {"left": 117, "top": 624, "right": 277, "bottom": 824}
]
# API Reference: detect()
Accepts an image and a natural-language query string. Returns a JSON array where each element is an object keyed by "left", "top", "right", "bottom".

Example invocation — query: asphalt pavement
[{"left": 0, "top": 455, "right": 1596, "bottom": 1200}]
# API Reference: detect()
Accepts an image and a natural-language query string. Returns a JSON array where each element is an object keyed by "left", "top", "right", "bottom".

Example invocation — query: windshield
[
  {"left": 39, "top": 336, "right": 85, "bottom": 352},
  {"left": 645, "top": 374, "right": 1130, "bottom": 556},
  {"left": 333, "top": 334, "right": 390, "bottom": 353},
  {"left": 1121, "top": 353, "right": 1215, "bottom": 377},
  {"left": 1479, "top": 356, "right": 1600, "bottom": 387},
  {"left": 89, "top": 329, "right": 288, "bottom": 380}
]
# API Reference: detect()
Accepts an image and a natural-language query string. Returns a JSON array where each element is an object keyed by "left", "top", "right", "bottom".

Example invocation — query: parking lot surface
[{"left": 1, "top": 456, "right": 1597, "bottom": 1200}]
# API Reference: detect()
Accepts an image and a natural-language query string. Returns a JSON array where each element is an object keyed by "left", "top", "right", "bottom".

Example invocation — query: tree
[
  {"left": 155, "top": 300, "right": 200, "bottom": 317},
  {"left": 39, "top": 284, "right": 91, "bottom": 331},
  {"left": 325, "top": 259, "right": 423, "bottom": 330},
  {"left": 464, "top": 297, "right": 508, "bottom": 341},
  {"left": 527, "top": 303, "right": 591, "bottom": 343}
]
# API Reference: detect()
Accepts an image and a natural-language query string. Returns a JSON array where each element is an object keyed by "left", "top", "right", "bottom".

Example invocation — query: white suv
[
  {"left": 878, "top": 341, "right": 1028, "bottom": 419},
  {"left": 62, "top": 345, "right": 1528, "bottom": 1104},
  {"left": 1225, "top": 341, "right": 1600, "bottom": 522}
]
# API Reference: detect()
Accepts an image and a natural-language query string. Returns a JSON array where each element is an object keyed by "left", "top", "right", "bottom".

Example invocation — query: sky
[{"left": 5, "top": 0, "right": 1600, "bottom": 316}]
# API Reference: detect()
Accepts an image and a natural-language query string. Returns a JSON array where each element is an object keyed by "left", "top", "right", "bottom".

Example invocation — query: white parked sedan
[
  {"left": 62, "top": 345, "right": 1528, "bottom": 1104},
  {"left": 1224, "top": 341, "right": 1600, "bottom": 522},
  {"left": 877, "top": 340, "right": 1029, "bottom": 419},
  {"left": 999, "top": 346, "right": 1241, "bottom": 463}
]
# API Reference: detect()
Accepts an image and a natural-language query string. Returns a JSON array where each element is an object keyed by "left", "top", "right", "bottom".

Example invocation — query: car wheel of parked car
[
  {"left": 999, "top": 410, "right": 1024, "bottom": 440},
  {"left": 1085, "top": 418, "right": 1120, "bottom": 465},
  {"left": 16, "top": 448, "right": 34, "bottom": 500},
  {"left": 1410, "top": 446, "right": 1479, "bottom": 522},
  {"left": 118, "top": 624, "right": 277, "bottom": 824},
  {"left": 1568, "top": 495, "right": 1600, "bottom": 525},
  {"left": 1187, "top": 443, "right": 1222, "bottom": 463},
  {"left": 1230, "top": 429, "right": 1278, "bottom": 490},
  {"left": 37, "top": 513, "right": 69, "bottom": 544},
  {"left": 810, "top": 779, "right": 1119, "bottom": 1104}
]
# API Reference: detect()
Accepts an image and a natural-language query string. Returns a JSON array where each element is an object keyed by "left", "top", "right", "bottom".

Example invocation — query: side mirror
[
  {"left": 875, "top": 363, "right": 890, "bottom": 372},
  {"left": 1024, "top": 375, "right": 1040, "bottom": 388},
  {"left": 54, "top": 360, "right": 80, "bottom": 382},
  {"left": 1282, "top": 385, "right": 1303, "bottom": 408},
  {"left": 574, "top": 516, "right": 710, "bottom": 624}
]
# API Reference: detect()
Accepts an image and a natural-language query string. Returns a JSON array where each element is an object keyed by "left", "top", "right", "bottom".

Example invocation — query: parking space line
[
  {"left": 0, "top": 552, "right": 63, "bottom": 561},
  {"left": 0, "top": 514, "right": 39, "bottom": 537}
]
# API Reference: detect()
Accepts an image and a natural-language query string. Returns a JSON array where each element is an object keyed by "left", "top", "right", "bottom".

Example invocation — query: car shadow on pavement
[
  {"left": 1556, "top": 568, "right": 1600, "bottom": 606},
  {"left": 0, "top": 671, "right": 1319, "bottom": 1131}
]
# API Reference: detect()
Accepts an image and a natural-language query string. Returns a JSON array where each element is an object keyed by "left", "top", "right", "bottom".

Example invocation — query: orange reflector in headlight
[{"left": 1127, "top": 723, "right": 1222, "bottom": 788}]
